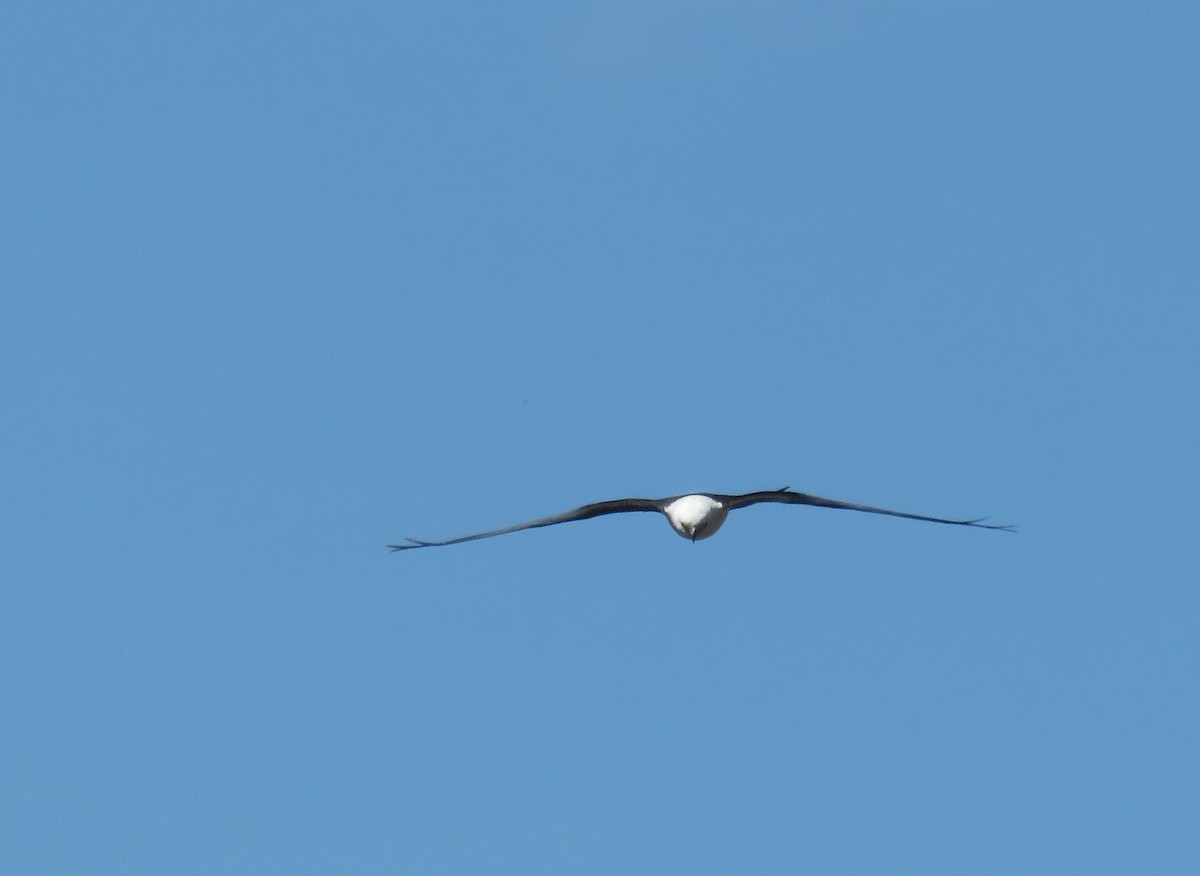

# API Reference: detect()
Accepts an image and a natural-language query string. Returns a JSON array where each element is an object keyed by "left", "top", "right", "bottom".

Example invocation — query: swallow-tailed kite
[{"left": 388, "top": 487, "right": 1012, "bottom": 551}]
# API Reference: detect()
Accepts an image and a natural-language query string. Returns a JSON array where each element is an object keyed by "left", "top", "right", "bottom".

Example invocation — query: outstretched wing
[
  {"left": 389, "top": 497, "right": 664, "bottom": 550},
  {"left": 716, "top": 488, "right": 1014, "bottom": 532}
]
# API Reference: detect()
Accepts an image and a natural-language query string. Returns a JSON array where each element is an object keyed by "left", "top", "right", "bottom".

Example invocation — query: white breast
[{"left": 662, "top": 494, "right": 729, "bottom": 541}]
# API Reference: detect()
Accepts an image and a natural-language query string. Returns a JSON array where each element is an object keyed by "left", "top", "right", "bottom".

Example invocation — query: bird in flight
[{"left": 388, "top": 486, "right": 1012, "bottom": 551}]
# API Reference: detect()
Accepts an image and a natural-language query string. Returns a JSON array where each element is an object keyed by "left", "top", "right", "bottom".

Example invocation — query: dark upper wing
[
  {"left": 714, "top": 488, "right": 1014, "bottom": 532},
  {"left": 389, "top": 497, "right": 664, "bottom": 551}
]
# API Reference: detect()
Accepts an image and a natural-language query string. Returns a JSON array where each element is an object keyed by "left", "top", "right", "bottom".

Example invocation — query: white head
[{"left": 662, "top": 494, "right": 729, "bottom": 542}]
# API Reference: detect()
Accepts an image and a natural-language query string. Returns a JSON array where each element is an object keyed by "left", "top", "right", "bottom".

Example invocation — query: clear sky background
[{"left": 3, "top": 2, "right": 1197, "bottom": 873}]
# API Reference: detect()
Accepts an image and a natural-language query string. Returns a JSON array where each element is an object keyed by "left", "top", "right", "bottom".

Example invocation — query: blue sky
[{"left": 3, "top": 2, "right": 1198, "bottom": 872}]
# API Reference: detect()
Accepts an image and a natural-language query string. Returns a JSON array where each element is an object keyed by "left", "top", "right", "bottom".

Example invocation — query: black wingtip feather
[
  {"left": 388, "top": 538, "right": 434, "bottom": 551},
  {"left": 963, "top": 518, "right": 1017, "bottom": 532}
]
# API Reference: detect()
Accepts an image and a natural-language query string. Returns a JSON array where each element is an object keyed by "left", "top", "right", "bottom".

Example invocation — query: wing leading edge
[
  {"left": 388, "top": 497, "right": 663, "bottom": 551},
  {"left": 715, "top": 488, "right": 1015, "bottom": 531}
]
